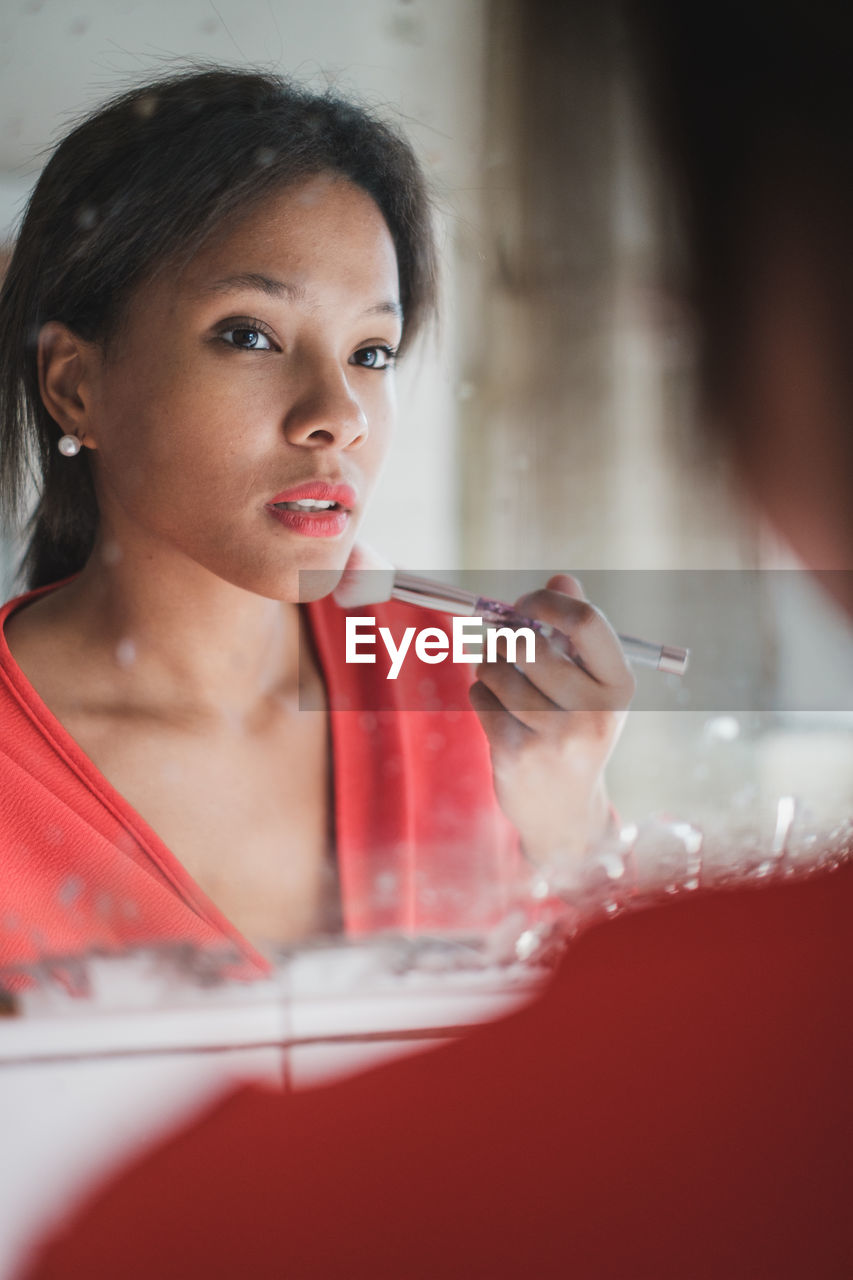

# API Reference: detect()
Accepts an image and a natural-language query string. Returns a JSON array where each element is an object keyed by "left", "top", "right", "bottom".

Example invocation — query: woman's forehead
[
  {"left": 183, "top": 176, "right": 400, "bottom": 294},
  {"left": 120, "top": 176, "right": 402, "bottom": 329}
]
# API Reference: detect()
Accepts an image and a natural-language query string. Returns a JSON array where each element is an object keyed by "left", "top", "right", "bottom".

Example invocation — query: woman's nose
[{"left": 282, "top": 367, "right": 369, "bottom": 450}]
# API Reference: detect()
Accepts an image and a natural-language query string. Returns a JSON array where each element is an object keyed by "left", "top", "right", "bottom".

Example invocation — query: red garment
[
  {"left": 0, "top": 578, "right": 520, "bottom": 984},
  {"left": 26, "top": 860, "right": 853, "bottom": 1279}
]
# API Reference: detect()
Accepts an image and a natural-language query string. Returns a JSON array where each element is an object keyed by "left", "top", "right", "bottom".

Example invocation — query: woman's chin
[
  {"left": 292, "top": 565, "right": 346, "bottom": 603},
  {"left": 209, "top": 541, "right": 356, "bottom": 604}
]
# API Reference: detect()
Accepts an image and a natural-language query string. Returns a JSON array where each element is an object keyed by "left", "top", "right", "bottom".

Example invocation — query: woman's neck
[{"left": 41, "top": 537, "right": 306, "bottom": 728}]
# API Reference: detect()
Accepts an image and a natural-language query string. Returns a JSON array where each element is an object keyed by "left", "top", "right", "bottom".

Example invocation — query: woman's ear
[{"left": 37, "top": 321, "right": 100, "bottom": 449}]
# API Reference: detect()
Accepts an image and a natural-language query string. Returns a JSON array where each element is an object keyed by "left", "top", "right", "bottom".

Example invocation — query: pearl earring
[{"left": 58, "top": 434, "right": 81, "bottom": 457}]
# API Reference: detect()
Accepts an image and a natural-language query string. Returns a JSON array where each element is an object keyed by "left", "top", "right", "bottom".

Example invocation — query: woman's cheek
[{"left": 366, "top": 386, "right": 397, "bottom": 468}]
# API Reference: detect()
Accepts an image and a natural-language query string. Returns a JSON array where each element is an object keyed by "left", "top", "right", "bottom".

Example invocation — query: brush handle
[
  {"left": 390, "top": 574, "right": 689, "bottom": 676},
  {"left": 477, "top": 602, "right": 687, "bottom": 675}
]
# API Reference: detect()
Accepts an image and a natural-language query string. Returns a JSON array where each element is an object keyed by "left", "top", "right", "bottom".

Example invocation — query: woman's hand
[{"left": 469, "top": 574, "right": 634, "bottom": 872}]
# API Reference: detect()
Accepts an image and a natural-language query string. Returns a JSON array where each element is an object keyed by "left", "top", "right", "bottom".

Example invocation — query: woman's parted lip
[{"left": 266, "top": 481, "right": 358, "bottom": 510}]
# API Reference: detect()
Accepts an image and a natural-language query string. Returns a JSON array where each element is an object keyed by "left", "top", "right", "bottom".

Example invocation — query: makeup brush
[{"left": 333, "top": 547, "right": 689, "bottom": 676}]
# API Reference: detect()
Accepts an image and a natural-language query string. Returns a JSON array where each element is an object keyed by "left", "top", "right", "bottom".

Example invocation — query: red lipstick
[{"left": 265, "top": 481, "right": 356, "bottom": 539}]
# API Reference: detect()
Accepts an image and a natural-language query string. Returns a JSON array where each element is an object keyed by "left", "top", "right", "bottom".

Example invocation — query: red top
[
  {"left": 0, "top": 578, "right": 520, "bottom": 985},
  {"left": 24, "top": 859, "right": 853, "bottom": 1279}
]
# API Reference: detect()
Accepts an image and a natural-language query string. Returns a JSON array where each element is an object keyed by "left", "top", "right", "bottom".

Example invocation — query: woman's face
[{"left": 83, "top": 174, "right": 402, "bottom": 600}]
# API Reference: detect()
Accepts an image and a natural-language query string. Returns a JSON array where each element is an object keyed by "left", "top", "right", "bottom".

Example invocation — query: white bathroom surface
[{"left": 0, "top": 940, "right": 545, "bottom": 1279}]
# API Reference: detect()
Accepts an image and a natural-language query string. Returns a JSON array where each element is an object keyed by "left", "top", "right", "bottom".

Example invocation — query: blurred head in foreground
[{"left": 638, "top": 0, "right": 853, "bottom": 602}]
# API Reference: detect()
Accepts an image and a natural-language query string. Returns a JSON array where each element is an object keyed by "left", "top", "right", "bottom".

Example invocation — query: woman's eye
[
  {"left": 351, "top": 345, "right": 396, "bottom": 370},
  {"left": 219, "top": 325, "right": 275, "bottom": 351}
]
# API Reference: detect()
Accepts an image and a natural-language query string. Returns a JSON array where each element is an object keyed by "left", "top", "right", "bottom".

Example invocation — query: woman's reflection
[{"left": 0, "top": 68, "right": 631, "bottom": 976}]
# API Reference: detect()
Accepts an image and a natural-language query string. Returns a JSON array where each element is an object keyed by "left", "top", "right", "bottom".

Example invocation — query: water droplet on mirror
[
  {"left": 598, "top": 851, "right": 626, "bottom": 880},
  {"left": 74, "top": 205, "right": 98, "bottom": 231},
  {"left": 531, "top": 875, "right": 551, "bottom": 900},
  {"left": 703, "top": 715, "right": 741, "bottom": 742},
  {"left": 515, "top": 928, "right": 541, "bottom": 961},
  {"left": 670, "top": 821, "right": 703, "bottom": 856},
  {"left": 771, "top": 795, "right": 798, "bottom": 857},
  {"left": 58, "top": 876, "right": 84, "bottom": 906},
  {"left": 133, "top": 94, "right": 158, "bottom": 121},
  {"left": 115, "top": 637, "right": 136, "bottom": 668}
]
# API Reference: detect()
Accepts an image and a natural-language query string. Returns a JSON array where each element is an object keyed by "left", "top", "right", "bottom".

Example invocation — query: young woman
[{"left": 0, "top": 67, "right": 633, "bottom": 982}]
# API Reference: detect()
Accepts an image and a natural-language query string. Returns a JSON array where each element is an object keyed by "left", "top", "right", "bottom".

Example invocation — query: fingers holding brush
[{"left": 470, "top": 574, "right": 633, "bottom": 868}]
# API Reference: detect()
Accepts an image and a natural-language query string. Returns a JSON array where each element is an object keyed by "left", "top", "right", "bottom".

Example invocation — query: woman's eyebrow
[
  {"left": 198, "top": 272, "right": 305, "bottom": 300},
  {"left": 364, "top": 300, "right": 403, "bottom": 321},
  {"left": 197, "top": 272, "right": 402, "bottom": 320}
]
